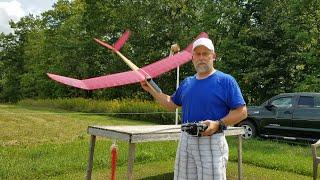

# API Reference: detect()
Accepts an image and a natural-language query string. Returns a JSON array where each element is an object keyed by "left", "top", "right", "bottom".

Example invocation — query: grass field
[{"left": 0, "top": 104, "right": 318, "bottom": 179}]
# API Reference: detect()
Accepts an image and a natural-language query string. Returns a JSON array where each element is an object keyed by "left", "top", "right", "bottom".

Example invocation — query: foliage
[
  {"left": 0, "top": 0, "right": 319, "bottom": 104},
  {"left": 17, "top": 98, "right": 179, "bottom": 124}
]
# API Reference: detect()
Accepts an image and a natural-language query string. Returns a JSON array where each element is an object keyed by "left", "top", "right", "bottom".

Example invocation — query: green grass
[
  {"left": 50, "top": 161, "right": 311, "bottom": 180},
  {"left": 0, "top": 104, "right": 152, "bottom": 147},
  {"left": 228, "top": 138, "right": 316, "bottom": 176},
  {"left": 0, "top": 103, "right": 318, "bottom": 179}
]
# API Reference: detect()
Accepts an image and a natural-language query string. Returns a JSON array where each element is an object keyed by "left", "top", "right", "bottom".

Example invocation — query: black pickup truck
[{"left": 237, "top": 92, "right": 320, "bottom": 142}]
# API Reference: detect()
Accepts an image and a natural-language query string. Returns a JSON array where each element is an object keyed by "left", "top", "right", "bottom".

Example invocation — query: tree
[
  {"left": 1, "top": 0, "right": 319, "bottom": 103},
  {"left": 0, "top": 32, "right": 23, "bottom": 102}
]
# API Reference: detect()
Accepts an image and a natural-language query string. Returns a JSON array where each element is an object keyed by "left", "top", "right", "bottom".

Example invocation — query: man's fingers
[
  {"left": 201, "top": 131, "right": 210, "bottom": 136},
  {"left": 140, "top": 81, "right": 152, "bottom": 93},
  {"left": 200, "top": 120, "right": 219, "bottom": 136},
  {"left": 201, "top": 127, "right": 211, "bottom": 136},
  {"left": 140, "top": 81, "right": 148, "bottom": 88},
  {"left": 200, "top": 120, "right": 210, "bottom": 126}
]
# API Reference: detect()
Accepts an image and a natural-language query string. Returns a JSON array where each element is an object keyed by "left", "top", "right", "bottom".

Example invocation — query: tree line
[{"left": 0, "top": 0, "right": 319, "bottom": 105}]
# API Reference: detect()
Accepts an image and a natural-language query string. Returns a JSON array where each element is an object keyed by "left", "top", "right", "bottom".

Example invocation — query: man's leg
[
  {"left": 190, "top": 133, "right": 228, "bottom": 180},
  {"left": 174, "top": 132, "right": 197, "bottom": 180}
]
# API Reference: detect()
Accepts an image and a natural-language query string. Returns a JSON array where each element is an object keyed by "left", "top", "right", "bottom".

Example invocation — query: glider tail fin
[
  {"left": 94, "top": 30, "right": 131, "bottom": 52},
  {"left": 114, "top": 30, "right": 130, "bottom": 50},
  {"left": 184, "top": 32, "right": 209, "bottom": 53},
  {"left": 94, "top": 38, "right": 117, "bottom": 52}
]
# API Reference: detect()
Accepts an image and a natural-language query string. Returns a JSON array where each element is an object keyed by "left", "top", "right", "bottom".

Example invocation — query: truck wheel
[{"left": 239, "top": 120, "right": 256, "bottom": 139}]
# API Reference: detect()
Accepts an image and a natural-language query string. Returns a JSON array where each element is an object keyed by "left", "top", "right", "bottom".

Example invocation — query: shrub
[{"left": 18, "top": 98, "right": 181, "bottom": 124}]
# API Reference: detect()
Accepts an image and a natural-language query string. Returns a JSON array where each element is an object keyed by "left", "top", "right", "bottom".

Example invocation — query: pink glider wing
[
  {"left": 47, "top": 70, "right": 145, "bottom": 90},
  {"left": 47, "top": 52, "right": 192, "bottom": 90},
  {"left": 141, "top": 32, "right": 209, "bottom": 78},
  {"left": 83, "top": 70, "right": 145, "bottom": 90},
  {"left": 141, "top": 51, "right": 192, "bottom": 78},
  {"left": 47, "top": 73, "right": 90, "bottom": 90}
]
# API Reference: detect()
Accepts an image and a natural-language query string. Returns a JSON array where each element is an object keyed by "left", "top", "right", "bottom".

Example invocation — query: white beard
[{"left": 195, "top": 63, "right": 210, "bottom": 73}]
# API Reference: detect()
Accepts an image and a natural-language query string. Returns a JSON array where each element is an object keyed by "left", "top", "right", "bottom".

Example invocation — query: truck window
[
  {"left": 298, "top": 96, "right": 314, "bottom": 108},
  {"left": 271, "top": 97, "right": 293, "bottom": 108},
  {"left": 315, "top": 96, "right": 320, "bottom": 108}
]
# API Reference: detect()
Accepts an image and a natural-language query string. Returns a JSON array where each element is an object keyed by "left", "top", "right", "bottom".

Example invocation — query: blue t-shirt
[{"left": 171, "top": 70, "right": 245, "bottom": 124}]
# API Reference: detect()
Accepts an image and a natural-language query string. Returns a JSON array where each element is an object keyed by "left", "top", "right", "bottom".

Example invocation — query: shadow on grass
[{"left": 139, "top": 172, "right": 173, "bottom": 180}]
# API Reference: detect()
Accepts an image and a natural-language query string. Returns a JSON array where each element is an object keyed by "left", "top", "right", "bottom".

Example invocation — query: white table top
[{"left": 88, "top": 125, "right": 244, "bottom": 143}]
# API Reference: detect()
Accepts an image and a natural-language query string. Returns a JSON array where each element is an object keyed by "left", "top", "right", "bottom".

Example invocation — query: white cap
[{"left": 192, "top": 37, "right": 215, "bottom": 52}]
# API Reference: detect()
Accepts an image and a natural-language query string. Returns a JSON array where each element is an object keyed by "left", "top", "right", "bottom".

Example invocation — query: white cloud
[
  {"left": 0, "top": 8, "right": 12, "bottom": 34},
  {"left": 19, "top": 0, "right": 57, "bottom": 15},
  {"left": 0, "top": 0, "right": 25, "bottom": 20},
  {"left": 0, "top": 0, "right": 25, "bottom": 33},
  {"left": 0, "top": 0, "right": 57, "bottom": 34}
]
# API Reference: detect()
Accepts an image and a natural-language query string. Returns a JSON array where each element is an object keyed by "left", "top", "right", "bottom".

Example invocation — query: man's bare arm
[
  {"left": 202, "top": 105, "right": 247, "bottom": 136},
  {"left": 140, "top": 81, "right": 179, "bottom": 111},
  {"left": 221, "top": 105, "right": 248, "bottom": 126}
]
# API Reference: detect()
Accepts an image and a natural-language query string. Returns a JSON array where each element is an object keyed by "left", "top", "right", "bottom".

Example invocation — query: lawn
[{"left": 0, "top": 104, "right": 317, "bottom": 179}]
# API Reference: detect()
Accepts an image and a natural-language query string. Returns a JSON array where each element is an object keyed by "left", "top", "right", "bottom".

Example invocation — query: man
[{"left": 141, "top": 37, "right": 247, "bottom": 180}]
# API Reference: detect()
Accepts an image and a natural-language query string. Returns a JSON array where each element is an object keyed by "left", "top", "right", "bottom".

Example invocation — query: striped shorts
[{"left": 174, "top": 132, "right": 229, "bottom": 180}]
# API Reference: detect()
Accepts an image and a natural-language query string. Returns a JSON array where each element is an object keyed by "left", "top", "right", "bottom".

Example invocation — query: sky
[{"left": 0, "top": 0, "right": 58, "bottom": 34}]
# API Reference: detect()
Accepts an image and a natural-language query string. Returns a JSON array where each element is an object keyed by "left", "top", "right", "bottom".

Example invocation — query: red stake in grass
[{"left": 110, "top": 141, "right": 118, "bottom": 180}]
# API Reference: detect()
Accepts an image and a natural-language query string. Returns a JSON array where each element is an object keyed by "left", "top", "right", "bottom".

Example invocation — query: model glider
[{"left": 47, "top": 31, "right": 208, "bottom": 91}]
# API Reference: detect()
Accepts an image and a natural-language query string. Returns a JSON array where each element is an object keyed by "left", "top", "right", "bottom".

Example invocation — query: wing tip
[
  {"left": 46, "top": 72, "right": 92, "bottom": 91},
  {"left": 47, "top": 73, "right": 57, "bottom": 79}
]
